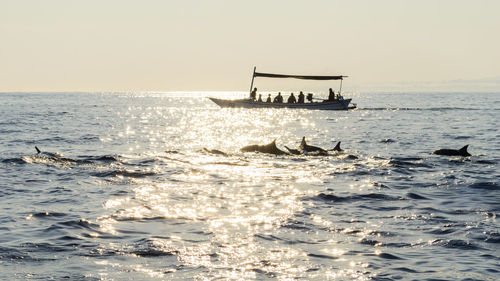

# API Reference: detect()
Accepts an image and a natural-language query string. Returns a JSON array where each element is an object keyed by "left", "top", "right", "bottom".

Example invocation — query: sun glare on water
[{"left": 91, "top": 96, "right": 371, "bottom": 279}]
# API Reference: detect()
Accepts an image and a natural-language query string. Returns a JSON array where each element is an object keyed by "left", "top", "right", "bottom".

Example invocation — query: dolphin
[
  {"left": 328, "top": 141, "right": 343, "bottom": 152},
  {"left": 299, "top": 137, "right": 328, "bottom": 155},
  {"left": 33, "top": 146, "right": 80, "bottom": 163},
  {"left": 433, "top": 145, "right": 471, "bottom": 157},
  {"left": 284, "top": 146, "right": 301, "bottom": 155},
  {"left": 241, "top": 139, "right": 288, "bottom": 156},
  {"left": 35, "top": 146, "right": 60, "bottom": 158}
]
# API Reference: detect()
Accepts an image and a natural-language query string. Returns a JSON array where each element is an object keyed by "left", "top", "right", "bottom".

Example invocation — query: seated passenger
[
  {"left": 273, "top": 92, "right": 283, "bottom": 103},
  {"left": 257, "top": 94, "right": 263, "bottom": 102},
  {"left": 298, "top": 91, "right": 305, "bottom": 103},
  {"left": 287, "top": 93, "right": 297, "bottom": 103},
  {"left": 266, "top": 94, "right": 272, "bottom": 103},
  {"left": 328, "top": 88, "right": 335, "bottom": 101}
]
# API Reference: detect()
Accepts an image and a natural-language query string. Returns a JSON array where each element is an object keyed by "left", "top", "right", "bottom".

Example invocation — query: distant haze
[{"left": 1, "top": 0, "right": 499, "bottom": 92}]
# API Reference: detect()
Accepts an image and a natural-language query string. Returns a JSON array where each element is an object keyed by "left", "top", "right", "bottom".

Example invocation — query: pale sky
[{"left": 1, "top": 0, "right": 499, "bottom": 92}]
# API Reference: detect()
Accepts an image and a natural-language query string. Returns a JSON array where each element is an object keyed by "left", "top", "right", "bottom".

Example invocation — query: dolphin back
[
  {"left": 241, "top": 139, "right": 287, "bottom": 155},
  {"left": 241, "top": 144, "right": 259, "bottom": 152},
  {"left": 433, "top": 144, "right": 471, "bottom": 156},
  {"left": 284, "top": 146, "right": 301, "bottom": 155},
  {"left": 459, "top": 145, "right": 471, "bottom": 156}
]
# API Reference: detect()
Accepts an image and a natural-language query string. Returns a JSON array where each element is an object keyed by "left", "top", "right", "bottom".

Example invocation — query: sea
[{"left": 0, "top": 91, "right": 498, "bottom": 280}]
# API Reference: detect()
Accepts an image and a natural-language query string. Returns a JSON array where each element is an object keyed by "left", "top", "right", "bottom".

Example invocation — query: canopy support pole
[
  {"left": 249, "top": 66, "right": 256, "bottom": 97},
  {"left": 339, "top": 78, "right": 343, "bottom": 95}
]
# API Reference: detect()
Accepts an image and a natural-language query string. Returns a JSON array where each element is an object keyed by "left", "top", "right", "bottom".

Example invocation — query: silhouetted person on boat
[
  {"left": 257, "top": 94, "right": 263, "bottom": 102},
  {"left": 328, "top": 88, "right": 335, "bottom": 101},
  {"left": 273, "top": 92, "right": 283, "bottom": 103},
  {"left": 250, "top": 87, "right": 257, "bottom": 100},
  {"left": 288, "top": 93, "right": 297, "bottom": 103},
  {"left": 298, "top": 91, "right": 305, "bottom": 103},
  {"left": 307, "top": 93, "right": 313, "bottom": 103},
  {"left": 266, "top": 94, "right": 272, "bottom": 103}
]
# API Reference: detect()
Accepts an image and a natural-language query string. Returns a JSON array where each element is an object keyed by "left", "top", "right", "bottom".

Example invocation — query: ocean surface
[{"left": 0, "top": 91, "right": 499, "bottom": 280}]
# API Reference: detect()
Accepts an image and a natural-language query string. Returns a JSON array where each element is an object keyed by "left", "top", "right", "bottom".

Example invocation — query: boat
[{"left": 208, "top": 67, "right": 356, "bottom": 110}]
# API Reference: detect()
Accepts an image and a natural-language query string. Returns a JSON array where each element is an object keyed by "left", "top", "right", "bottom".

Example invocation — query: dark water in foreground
[{"left": 0, "top": 92, "right": 499, "bottom": 280}]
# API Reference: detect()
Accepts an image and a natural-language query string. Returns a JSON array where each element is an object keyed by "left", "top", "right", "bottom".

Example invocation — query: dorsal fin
[
  {"left": 300, "top": 137, "right": 306, "bottom": 149},
  {"left": 269, "top": 139, "right": 278, "bottom": 148},
  {"left": 459, "top": 145, "right": 469, "bottom": 152},
  {"left": 35, "top": 146, "right": 41, "bottom": 154},
  {"left": 333, "top": 141, "right": 342, "bottom": 151}
]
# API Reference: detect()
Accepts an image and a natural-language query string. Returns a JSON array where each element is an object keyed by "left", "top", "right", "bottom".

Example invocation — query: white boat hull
[{"left": 209, "top": 98, "right": 355, "bottom": 110}]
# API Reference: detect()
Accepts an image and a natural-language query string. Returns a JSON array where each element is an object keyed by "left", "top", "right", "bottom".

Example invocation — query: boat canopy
[{"left": 254, "top": 72, "right": 346, "bottom": 80}]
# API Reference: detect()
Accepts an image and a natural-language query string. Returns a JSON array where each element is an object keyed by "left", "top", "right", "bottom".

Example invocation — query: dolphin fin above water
[
  {"left": 241, "top": 139, "right": 288, "bottom": 156},
  {"left": 35, "top": 146, "right": 41, "bottom": 154},
  {"left": 433, "top": 145, "right": 471, "bottom": 157},
  {"left": 299, "top": 137, "right": 328, "bottom": 155},
  {"left": 329, "top": 141, "right": 343, "bottom": 152}
]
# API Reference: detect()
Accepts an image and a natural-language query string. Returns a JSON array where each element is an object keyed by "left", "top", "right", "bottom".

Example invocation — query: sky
[{"left": 1, "top": 0, "right": 499, "bottom": 92}]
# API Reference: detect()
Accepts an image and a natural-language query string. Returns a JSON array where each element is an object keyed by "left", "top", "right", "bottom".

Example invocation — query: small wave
[
  {"left": 453, "top": 135, "right": 472, "bottom": 140},
  {"left": 380, "top": 138, "right": 396, "bottom": 143},
  {"left": 112, "top": 215, "right": 176, "bottom": 222},
  {"left": 0, "top": 246, "right": 43, "bottom": 262},
  {"left": 282, "top": 219, "right": 312, "bottom": 231},
  {"left": 203, "top": 148, "right": 228, "bottom": 156},
  {"left": 360, "top": 107, "right": 481, "bottom": 111},
  {"left": 359, "top": 107, "right": 423, "bottom": 111},
  {"left": 406, "top": 192, "right": 429, "bottom": 200},
  {"left": 57, "top": 218, "right": 100, "bottom": 230},
  {"left": 80, "top": 134, "right": 100, "bottom": 141},
  {"left": 475, "top": 159, "right": 497, "bottom": 165},
  {"left": 485, "top": 237, "right": 500, "bottom": 244},
  {"left": 317, "top": 192, "right": 403, "bottom": 203},
  {"left": 19, "top": 242, "right": 73, "bottom": 253},
  {"left": 205, "top": 161, "right": 249, "bottom": 166},
  {"left": 164, "top": 150, "right": 181, "bottom": 154},
  {"left": 359, "top": 238, "right": 382, "bottom": 246},
  {"left": 307, "top": 253, "right": 338, "bottom": 260},
  {"left": 91, "top": 169, "right": 157, "bottom": 178},
  {"left": 1, "top": 157, "right": 26, "bottom": 164},
  {"left": 137, "top": 158, "right": 158, "bottom": 165},
  {"left": 31, "top": 212, "right": 68, "bottom": 218},
  {"left": 426, "top": 228, "right": 456, "bottom": 235},
  {"left": 254, "top": 234, "right": 285, "bottom": 242},
  {"left": 131, "top": 249, "right": 178, "bottom": 257},
  {"left": 127, "top": 239, "right": 180, "bottom": 257},
  {"left": 469, "top": 182, "right": 498, "bottom": 190},
  {"left": 85, "top": 155, "right": 121, "bottom": 162},
  {"left": 388, "top": 157, "right": 431, "bottom": 168},
  {"left": 376, "top": 252, "right": 404, "bottom": 260},
  {"left": 431, "top": 239, "right": 480, "bottom": 250},
  {"left": 473, "top": 231, "right": 500, "bottom": 244},
  {"left": 393, "top": 267, "right": 418, "bottom": 273},
  {"left": 254, "top": 234, "right": 315, "bottom": 245}
]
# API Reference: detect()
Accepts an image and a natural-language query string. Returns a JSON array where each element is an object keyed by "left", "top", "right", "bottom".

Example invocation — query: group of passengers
[{"left": 250, "top": 87, "right": 340, "bottom": 104}]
